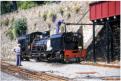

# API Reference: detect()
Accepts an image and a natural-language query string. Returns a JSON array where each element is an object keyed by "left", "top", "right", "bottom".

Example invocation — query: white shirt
[{"left": 14, "top": 46, "right": 21, "bottom": 55}]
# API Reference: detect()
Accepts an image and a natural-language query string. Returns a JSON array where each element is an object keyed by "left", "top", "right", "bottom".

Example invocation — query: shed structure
[{"left": 89, "top": 1, "right": 120, "bottom": 63}]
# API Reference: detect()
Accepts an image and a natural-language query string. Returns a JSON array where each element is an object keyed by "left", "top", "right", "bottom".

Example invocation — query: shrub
[
  {"left": 47, "top": 23, "right": 51, "bottom": 29},
  {"left": 1, "top": 1, "right": 16, "bottom": 14},
  {"left": 18, "top": 1, "right": 38, "bottom": 10},
  {"left": 6, "top": 18, "right": 27, "bottom": 40},
  {"left": 74, "top": 5, "right": 80, "bottom": 13},
  {"left": 65, "top": 12, "right": 71, "bottom": 19},
  {"left": 41, "top": 12, "right": 47, "bottom": 21},
  {"left": 59, "top": 7, "right": 64, "bottom": 16},
  {"left": 13, "top": 18, "right": 27, "bottom": 36},
  {"left": 1, "top": 18, "right": 9, "bottom": 26},
  {"left": 60, "top": 24, "right": 65, "bottom": 33},
  {"left": 6, "top": 28, "right": 14, "bottom": 40},
  {"left": 47, "top": 11, "right": 56, "bottom": 23}
]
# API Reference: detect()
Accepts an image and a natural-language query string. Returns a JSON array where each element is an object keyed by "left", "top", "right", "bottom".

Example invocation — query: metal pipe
[{"left": 64, "top": 23, "right": 104, "bottom": 25}]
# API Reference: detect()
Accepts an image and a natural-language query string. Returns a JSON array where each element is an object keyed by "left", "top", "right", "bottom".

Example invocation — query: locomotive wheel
[
  {"left": 59, "top": 52, "right": 64, "bottom": 63},
  {"left": 35, "top": 57, "right": 41, "bottom": 62},
  {"left": 35, "top": 58, "right": 39, "bottom": 62},
  {"left": 25, "top": 57, "right": 30, "bottom": 61}
]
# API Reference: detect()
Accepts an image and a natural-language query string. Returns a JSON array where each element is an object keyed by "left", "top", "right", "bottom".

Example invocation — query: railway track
[
  {"left": 1, "top": 61, "right": 69, "bottom": 81},
  {"left": 81, "top": 62, "right": 120, "bottom": 68},
  {"left": 1, "top": 61, "right": 120, "bottom": 81}
]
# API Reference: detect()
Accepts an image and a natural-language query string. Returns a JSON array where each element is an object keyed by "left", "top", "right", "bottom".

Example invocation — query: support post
[
  {"left": 106, "top": 22, "right": 110, "bottom": 63},
  {"left": 65, "top": 24, "right": 67, "bottom": 33},
  {"left": 111, "top": 32, "right": 114, "bottom": 61},
  {"left": 108, "top": 23, "right": 114, "bottom": 62},
  {"left": 93, "top": 22, "right": 96, "bottom": 63},
  {"left": 82, "top": 27, "right": 84, "bottom": 49}
]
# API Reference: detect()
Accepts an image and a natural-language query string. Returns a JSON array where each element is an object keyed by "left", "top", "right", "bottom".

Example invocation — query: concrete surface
[{"left": 7, "top": 61, "right": 120, "bottom": 81}]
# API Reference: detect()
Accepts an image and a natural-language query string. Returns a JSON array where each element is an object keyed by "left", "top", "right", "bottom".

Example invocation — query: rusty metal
[
  {"left": 81, "top": 63, "right": 120, "bottom": 68},
  {"left": 76, "top": 72, "right": 97, "bottom": 74},
  {"left": 102, "top": 77, "right": 120, "bottom": 80},
  {"left": 1, "top": 61, "right": 120, "bottom": 81},
  {"left": 1, "top": 61, "right": 68, "bottom": 81},
  {"left": 76, "top": 71, "right": 120, "bottom": 80}
]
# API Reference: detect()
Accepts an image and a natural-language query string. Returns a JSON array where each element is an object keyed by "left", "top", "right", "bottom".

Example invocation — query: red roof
[{"left": 89, "top": 1, "right": 120, "bottom": 21}]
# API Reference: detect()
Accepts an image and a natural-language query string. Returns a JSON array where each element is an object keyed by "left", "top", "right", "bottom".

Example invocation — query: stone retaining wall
[{"left": 1, "top": 1, "right": 100, "bottom": 60}]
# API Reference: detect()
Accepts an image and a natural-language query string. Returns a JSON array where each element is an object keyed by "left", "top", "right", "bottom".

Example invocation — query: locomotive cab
[{"left": 50, "top": 32, "right": 85, "bottom": 62}]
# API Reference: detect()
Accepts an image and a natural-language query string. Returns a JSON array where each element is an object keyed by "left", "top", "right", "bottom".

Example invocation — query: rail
[{"left": 1, "top": 61, "right": 69, "bottom": 81}]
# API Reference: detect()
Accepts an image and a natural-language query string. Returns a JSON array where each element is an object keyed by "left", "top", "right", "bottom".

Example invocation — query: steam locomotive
[{"left": 18, "top": 31, "right": 87, "bottom": 62}]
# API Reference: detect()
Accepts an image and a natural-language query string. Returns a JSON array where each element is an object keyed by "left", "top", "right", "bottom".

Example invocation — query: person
[
  {"left": 13, "top": 43, "right": 22, "bottom": 66},
  {"left": 56, "top": 19, "right": 64, "bottom": 34}
]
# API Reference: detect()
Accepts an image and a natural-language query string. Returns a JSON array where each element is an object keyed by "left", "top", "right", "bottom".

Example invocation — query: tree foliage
[
  {"left": 1, "top": 1, "right": 55, "bottom": 14},
  {"left": 6, "top": 18, "right": 27, "bottom": 40},
  {"left": 1, "top": 1, "right": 17, "bottom": 14},
  {"left": 17, "top": 1, "right": 38, "bottom": 10}
]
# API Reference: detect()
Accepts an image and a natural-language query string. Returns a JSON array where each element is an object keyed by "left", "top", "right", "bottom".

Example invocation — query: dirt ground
[{"left": 4, "top": 60, "right": 120, "bottom": 81}]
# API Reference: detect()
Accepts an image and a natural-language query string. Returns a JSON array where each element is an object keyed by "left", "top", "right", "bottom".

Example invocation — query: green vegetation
[
  {"left": 1, "top": 1, "right": 55, "bottom": 14},
  {"left": 59, "top": 7, "right": 64, "bottom": 16},
  {"left": 1, "top": 18, "right": 9, "bottom": 26},
  {"left": 47, "top": 22, "right": 51, "bottom": 30},
  {"left": 6, "top": 28, "right": 14, "bottom": 40},
  {"left": 60, "top": 24, "right": 65, "bottom": 33},
  {"left": 1, "top": 1, "right": 17, "bottom": 14},
  {"left": 41, "top": 12, "right": 47, "bottom": 21},
  {"left": 17, "top": 1, "right": 38, "bottom": 10},
  {"left": 65, "top": 12, "right": 71, "bottom": 19},
  {"left": 47, "top": 11, "right": 56, "bottom": 23},
  {"left": 74, "top": 5, "right": 80, "bottom": 13},
  {"left": 6, "top": 18, "right": 27, "bottom": 40}
]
